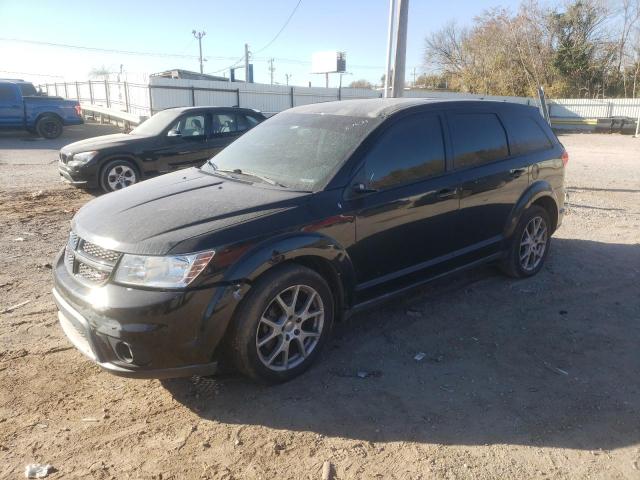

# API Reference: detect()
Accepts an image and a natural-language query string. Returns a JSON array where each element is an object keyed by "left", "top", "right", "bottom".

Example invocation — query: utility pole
[
  {"left": 412, "top": 67, "right": 416, "bottom": 86},
  {"left": 269, "top": 58, "right": 275, "bottom": 85},
  {"left": 244, "top": 43, "right": 250, "bottom": 83},
  {"left": 391, "top": 0, "right": 409, "bottom": 98},
  {"left": 285, "top": 73, "right": 292, "bottom": 86},
  {"left": 383, "top": 0, "right": 396, "bottom": 98},
  {"left": 192, "top": 30, "right": 206, "bottom": 74}
]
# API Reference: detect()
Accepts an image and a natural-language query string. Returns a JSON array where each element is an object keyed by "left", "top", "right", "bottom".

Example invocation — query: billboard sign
[{"left": 311, "top": 51, "right": 347, "bottom": 74}]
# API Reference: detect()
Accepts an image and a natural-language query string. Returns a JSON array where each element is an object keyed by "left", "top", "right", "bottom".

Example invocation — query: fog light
[{"left": 115, "top": 341, "right": 134, "bottom": 363}]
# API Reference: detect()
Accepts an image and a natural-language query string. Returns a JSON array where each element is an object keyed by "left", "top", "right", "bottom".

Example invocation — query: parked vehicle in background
[
  {"left": 57, "top": 106, "right": 266, "bottom": 192},
  {"left": 52, "top": 98, "right": 566, "bottom": 384},
  {"left": 0, "top": 79, "right": 83, "bottom": 139}
]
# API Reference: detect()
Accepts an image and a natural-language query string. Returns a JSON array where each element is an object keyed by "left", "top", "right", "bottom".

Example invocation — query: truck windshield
[
  {"left": 129, "top": 110, "right": 179, "bottom": 136},
  {"left": 201, "top": 112, "right": 379, "bottom": 191}
]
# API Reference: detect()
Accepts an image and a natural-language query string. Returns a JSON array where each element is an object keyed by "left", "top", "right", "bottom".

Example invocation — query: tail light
[
  {"left": 74, "top": 104, "right": 82, "bottom": 116},
  {"left": 561, "top": 151, "right": 569, "bottom": 166}
]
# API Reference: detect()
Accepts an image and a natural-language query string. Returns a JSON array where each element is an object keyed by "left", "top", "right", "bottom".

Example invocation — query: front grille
[
  {"left": 77, "top": 262, "right": 111, "bottom": 283},
  {"left": 64, "top": 231, "right": 120, "bottom": 286},
  {"left": 81, "top": 241, "right": 120, "bottom": 265}
]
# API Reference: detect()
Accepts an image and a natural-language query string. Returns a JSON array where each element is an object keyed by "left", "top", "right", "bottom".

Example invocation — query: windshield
[
  {"left": 130, "top": 109, "right": 179, "bottom": 136},
  {"left": 201, "top": 112, "right": 379, "bottom": 191}
]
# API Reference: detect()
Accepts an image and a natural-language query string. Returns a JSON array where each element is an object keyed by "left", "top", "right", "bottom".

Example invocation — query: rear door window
[
  {"left": 212, "top": 113, "right": 237, "bottom": 135},
  {"left": 449, "top": 113, "right": 508, "bottom": 169},
  {"left": 504, "top": 114, "right": 553, "bottom": 156},
  {"left": 0, "top": 85, "right": 17, "bottom": 102},
  {"left": 363, "top": 113, "right": 445, "bottom": 190}
]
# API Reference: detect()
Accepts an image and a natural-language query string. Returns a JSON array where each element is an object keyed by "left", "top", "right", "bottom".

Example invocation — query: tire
[
  {"left": 99, "top": 159, "right": 140, "bottom": 193},
  {"left": 35, "top": 115, "right": 63, "bottom": 139},
  {"left": 500, "top": 205, "right": 551, "bottom": 278},
  {"left": 228, "top": 263, "right": 334, "bottom": 384}
]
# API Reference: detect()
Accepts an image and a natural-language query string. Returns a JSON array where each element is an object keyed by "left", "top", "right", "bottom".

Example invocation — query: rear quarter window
[
  {"left": 504, "top": 113, "right": 553, "bottom": 156},
  {"left": 449, "top": 113, "right": 509, "bottom": 169}
]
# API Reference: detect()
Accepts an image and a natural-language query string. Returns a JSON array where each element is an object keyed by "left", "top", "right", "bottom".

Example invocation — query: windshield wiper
[
  {"left": 205, "top": 163, "right": 289, "bottom": 188},
  {"left": 234, "top": 170, "right": 289, "bottom": 188}
]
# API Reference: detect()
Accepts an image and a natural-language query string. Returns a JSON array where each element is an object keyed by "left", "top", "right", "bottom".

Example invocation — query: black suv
[
  {"left": 58, "top": 106, "right": 265, "bottom": 192},
  {"left": 52, "top": 98, "right": 566, "bottom": 383}
]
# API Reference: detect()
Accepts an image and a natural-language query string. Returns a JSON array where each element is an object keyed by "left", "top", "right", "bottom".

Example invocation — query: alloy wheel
[
  {"left": 107, "top": 165, "right": 137, "bottom": 190},
  {"left": 255, "top": 285, "right": 324, "bottom": 372},
  {"left": 519, "top": 216, "right": 548, "bottom": 272}
]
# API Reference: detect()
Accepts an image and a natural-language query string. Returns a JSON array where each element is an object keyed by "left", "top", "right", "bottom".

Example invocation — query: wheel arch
[
  {"left": 34, "top": 111, "right": 63, "bottom": 125},
  {"left": 224, "top": 233, "right": 357, "bottom": 318},
  {"left": 504, "top": 180, "right": 560, "bottom": 240}
]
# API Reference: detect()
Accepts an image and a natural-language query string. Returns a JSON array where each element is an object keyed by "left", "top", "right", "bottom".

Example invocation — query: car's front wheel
[
  {"left": 229, "top": 264, "right": 334, "bottom": 384},
  {"left": 100, "top": 159, "right": 139, "bottom": 193},
  {"left": 501, "top": 205, "right": 551, "bottom": 278}
]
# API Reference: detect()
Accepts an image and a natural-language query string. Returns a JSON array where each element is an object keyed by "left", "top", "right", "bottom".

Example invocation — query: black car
[
  {"left": 52, "top": 98, "right": 566, "bottom": 384},
  {"left": 58, "top": 106, "right": 265, "bottom": 192}
]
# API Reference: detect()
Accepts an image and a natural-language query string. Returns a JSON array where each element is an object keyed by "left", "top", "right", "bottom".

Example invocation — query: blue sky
[{"left": 0, "top": 0, "right": 525, "bottom": 86}]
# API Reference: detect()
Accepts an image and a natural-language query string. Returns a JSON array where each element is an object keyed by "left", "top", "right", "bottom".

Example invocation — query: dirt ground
[{"left": 0, "top": 128, "right": 639, "bottom": 479}]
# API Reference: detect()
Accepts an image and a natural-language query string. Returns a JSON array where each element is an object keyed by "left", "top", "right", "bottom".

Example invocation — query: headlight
[
  {"left": 114, "top": 250, "right": 215, "bottom": 288},
  {"left": 68, "top": 151, "right": 98, "bottom": 168}
]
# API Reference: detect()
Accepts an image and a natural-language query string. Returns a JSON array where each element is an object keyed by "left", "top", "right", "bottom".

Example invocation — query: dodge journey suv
[{"left": 53, "top": 98, "right": 566, "bottom": 384}]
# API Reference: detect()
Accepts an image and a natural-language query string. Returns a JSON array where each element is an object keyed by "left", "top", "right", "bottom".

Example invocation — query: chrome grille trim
[
  {"left": 77, "top": 263, "right": 110, "bottom": 284},
  {"left": 64, "top": 231, "right": 120, "bottom": 286},
  {"left": 80, "top": 241, "right": 120, "bottom": 265}
]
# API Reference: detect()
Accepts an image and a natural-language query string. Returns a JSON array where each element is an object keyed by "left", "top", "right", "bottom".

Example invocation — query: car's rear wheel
[
  {"left": 229, "top": 264, "right": 334, "bottom": 384},
  {"left": 36, "top": 115, "right": 63, "bottom": 139},
  {"left": 500, "top": 205, "right": 551, "bottom": 278},
  {"left": 100, "top": 159, "right": 139, "bottom": 193}
]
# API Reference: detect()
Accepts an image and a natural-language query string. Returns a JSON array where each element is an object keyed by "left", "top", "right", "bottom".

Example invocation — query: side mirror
[
  {"left": 167, "top": 129, "right": 182, "bottom": 137},
  {"left": 352, "top": 183, "right": 378, "bottom": 194}
]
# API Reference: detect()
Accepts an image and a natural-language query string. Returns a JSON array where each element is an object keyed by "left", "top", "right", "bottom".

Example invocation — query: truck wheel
[
  {"left": 36, "top": 115, "right": 63, "bottom": 139},
  {"left": 99, "top": 159, "right": 140, "bottom": 192},
  {"left": 229, "top": 264, "right": 334, "bottom": 384},
  {"left": 500, "top": 205, "right": 551, "bottom": 278}
]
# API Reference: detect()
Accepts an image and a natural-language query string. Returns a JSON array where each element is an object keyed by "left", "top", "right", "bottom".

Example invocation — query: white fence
[
  {"left": 548, "top": 98, "right": 640, "bottom": 119},
  {"left": 40, "top": 79, "right": 640, "bottom": 122}
]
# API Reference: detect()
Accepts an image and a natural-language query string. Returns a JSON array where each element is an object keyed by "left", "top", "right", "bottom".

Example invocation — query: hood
[
  {"left": 62, "top": 133, "right": 149, "bottom": 154},
  {"left": 72, "top": 168, "right": 309, "bottom": 255}
]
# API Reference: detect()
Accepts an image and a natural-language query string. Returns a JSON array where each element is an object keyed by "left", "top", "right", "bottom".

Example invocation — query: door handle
[
  {"left": 436, "top": 187, "right": 458, "bottom": 199},
  {"left": 509, "top": 168, "right": 526, "bottom": 178}
]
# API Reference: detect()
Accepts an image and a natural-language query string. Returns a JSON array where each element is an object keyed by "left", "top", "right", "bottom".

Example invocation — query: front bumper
[
  {"left": 58, "top": 160, "right": 98, "bottom": 188},
  {"left": 52, "top": 250, "right": 241, "bottom": 379},
  {"left": 52, "top": 288, "right": 218, "bottom": 378}
]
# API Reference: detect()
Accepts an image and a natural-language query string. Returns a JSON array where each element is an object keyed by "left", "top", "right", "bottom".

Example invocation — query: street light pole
[
  {"left": 383, "top": 0, "right": 396, "bottom": 98},
  {"left": 192, "top": 30, "right": 206, "bottom": 74},
  {"left": 391, "top": 0, "right": 409, "bottom": 98}
]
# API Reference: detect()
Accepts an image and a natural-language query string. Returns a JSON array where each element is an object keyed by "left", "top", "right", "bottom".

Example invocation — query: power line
[
  {"left": 207, "top": 55, "right": 245, "bottom": 75},
  {"left": 0, "top": 37, "right": 239, "bottom": 61},
  {"left": 207, "top": 0, "right": 303, "bottom": 76},
  {"left": 0, "top": 70, "right": 64, "bottom": 78},
  {"left": 2, "top": 36, "right": 423, "bottom": 77},
  {"left": 253, "top": 0, "right": 303, "bottom": 54}
]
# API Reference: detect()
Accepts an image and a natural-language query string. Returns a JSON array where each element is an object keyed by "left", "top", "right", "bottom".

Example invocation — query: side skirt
[{"left": 346, "top": 252, "right": 502, "bottom": 317}]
